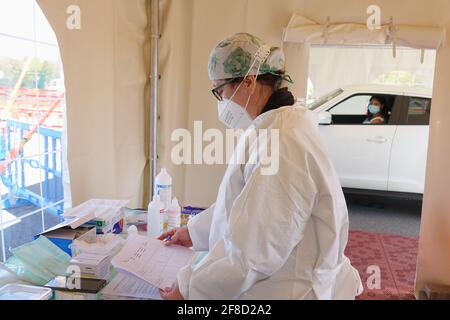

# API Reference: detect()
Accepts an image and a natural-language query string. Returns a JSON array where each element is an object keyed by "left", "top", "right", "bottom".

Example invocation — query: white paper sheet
[
  {"left": 101, "top": 273, "right": 162, "bottom": 300},
  {"left": 111, "top": 234, "right": 195, "bottom": 289}
]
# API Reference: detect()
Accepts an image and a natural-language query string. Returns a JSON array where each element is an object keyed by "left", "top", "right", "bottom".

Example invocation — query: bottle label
[
  {"left": 156, "top": 184, "right": 172, "bottom": 189},
  {"left": 161, "top": 211, "right": 168, "bottom": 233},
  {"left": 157, "top": 185, "right": 172, "bottom": 211}
]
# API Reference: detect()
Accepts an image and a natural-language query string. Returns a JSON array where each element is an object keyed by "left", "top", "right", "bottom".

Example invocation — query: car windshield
[{"left": 308, "top": 88, "right": 344, "bottom": 111}]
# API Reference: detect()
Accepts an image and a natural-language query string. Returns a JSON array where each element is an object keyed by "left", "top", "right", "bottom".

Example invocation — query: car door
[
  {"left": 387, "top": 95, "right": 431, "bottom": 194},
  {"left": 318, "top": 93, "right": 402, "bottom": 191}
]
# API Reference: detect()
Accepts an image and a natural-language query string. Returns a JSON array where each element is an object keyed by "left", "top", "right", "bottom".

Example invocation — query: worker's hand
[
  {"left": 158, "top": 227, "right": 193, "bottom": 247},
  {"left": 160, "top": 283, "right": 184, "bottom": 300}
]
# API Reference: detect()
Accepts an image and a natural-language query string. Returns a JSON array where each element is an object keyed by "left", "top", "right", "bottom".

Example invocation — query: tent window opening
[
  {"left": 0, "top": 0, "right": 70, "bottom": 262},
  {"left": 283, "top": 13, "right": 443, "bottom": 103},
  {"left": 307, "top": 45, "right": 437, "bottom": 102}
]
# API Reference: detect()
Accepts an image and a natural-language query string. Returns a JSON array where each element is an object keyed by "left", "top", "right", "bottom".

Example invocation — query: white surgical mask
[
  {"left": 216, "top": 74, "right": 255, "bottom": 129},
  {"left": 217, "top": 98, "right": 253, "bottom": 129}
]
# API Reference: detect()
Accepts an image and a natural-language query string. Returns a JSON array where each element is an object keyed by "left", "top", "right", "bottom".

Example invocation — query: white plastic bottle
[
  {"left": 167, "top": 197, "right": 181, "bottom": 229},
  {"left": 155, "top": 168, "right": 173, "bottom": 212},
  {"left": 147, "top": 195, "right": 164, "bottom": 238}
]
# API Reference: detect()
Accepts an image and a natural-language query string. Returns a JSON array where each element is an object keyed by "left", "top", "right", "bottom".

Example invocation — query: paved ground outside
[
  {"left": 346, "top": 194, "right": 422, "bottom": 238},
  {"left": 0, "top": 203, "right": 62, "bottom": 261}
]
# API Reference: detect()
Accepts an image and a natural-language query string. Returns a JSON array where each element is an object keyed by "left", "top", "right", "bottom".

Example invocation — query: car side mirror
[{"left": 318, "top": 111, "right": 332, "bottom": 125}]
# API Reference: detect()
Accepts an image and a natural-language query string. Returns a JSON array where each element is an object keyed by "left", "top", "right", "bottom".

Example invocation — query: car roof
[{"left": 341, "top": 84, "right": 432, "bottom": 97}]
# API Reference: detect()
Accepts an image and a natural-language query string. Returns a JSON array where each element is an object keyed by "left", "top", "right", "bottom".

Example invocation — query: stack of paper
[
  {"left": 101, "top": 273, "right": 162, "bottom": 300},
  {"left": 111, "top": 234, "right": 195, "bottom": 290},
  {"left": 70, "top": 253, "right": 112, "bottom": 280}
]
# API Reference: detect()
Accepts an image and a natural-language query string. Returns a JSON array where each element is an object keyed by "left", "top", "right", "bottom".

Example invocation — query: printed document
[{"left": 111, "top": 234, "right": 195, "bottom": 289}]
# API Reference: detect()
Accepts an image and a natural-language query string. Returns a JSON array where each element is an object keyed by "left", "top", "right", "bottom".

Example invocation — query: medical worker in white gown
[{"left": 160, "top": 33, "right": 363, "bottom": 300}]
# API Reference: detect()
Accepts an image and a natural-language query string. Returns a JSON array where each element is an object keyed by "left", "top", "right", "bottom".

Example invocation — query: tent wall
[
  {"left": 157, "top": 0, "right": 194, "bottom": 205},
  {"left": 38, "top": 0, "right": 149, "bottom": 208},
  {"left": 417, "top": 35, "right": 450, "bottom": 296}
]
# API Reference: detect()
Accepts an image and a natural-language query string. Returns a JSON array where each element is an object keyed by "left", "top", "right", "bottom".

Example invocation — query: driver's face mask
[
  {"left": 217, "top": 45, "right": 272, "bottom": 130},
  {"left": 368, "top": 104, "right": 381, "bottom": 114}
]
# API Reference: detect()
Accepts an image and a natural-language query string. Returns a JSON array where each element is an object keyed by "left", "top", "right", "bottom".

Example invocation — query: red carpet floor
[{"left": 345, "top": 230, "right": 419, "bottom": 300}]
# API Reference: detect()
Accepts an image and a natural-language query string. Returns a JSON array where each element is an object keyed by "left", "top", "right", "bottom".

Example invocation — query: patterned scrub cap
[{"left": 208, "top": 33, "right": 286, "bottom": 81}]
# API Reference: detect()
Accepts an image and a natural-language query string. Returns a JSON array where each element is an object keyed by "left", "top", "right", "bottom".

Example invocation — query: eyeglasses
[{"left": 211, "top": 78, "right": 238, "bottom": 101}]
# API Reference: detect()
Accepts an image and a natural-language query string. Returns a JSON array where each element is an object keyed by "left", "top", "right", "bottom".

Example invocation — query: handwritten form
[{"left": 111, "top": 234, "right": 195, "bottom": 289}]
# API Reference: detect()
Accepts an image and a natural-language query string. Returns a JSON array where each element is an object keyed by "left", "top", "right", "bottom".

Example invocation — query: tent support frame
[{"left": 150, "top": 0, "right": 159, "bottom": 198}]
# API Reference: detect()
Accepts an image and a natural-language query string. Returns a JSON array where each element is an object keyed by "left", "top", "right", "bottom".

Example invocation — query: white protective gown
[{"left": 178, "top": 105, "right": 363, "bottom": 300}]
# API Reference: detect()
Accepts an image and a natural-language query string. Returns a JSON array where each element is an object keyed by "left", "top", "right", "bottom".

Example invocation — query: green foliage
[
  {"left": 374, "top": 71, "right": 424, "bottom": 86},
  {"left": 0, "top": 57, "right": 60, "bottom": 89}
]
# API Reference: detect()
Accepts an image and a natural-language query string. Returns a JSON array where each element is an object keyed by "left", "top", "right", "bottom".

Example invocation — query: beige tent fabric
[
  {"left": 283, "top": 42, "right": 310, "bottom": 100},
  {"left": 284, "top": 13, "right": 446, "bottom": 49},
  {"left": 38, "top": 0, "right": 149, "bottom": 208},
  {"left": 157, "top": 0, "right": 194, "bottom": 204},
  {"left": 416, "top": 39, "right": 450, "bottom": 297}
]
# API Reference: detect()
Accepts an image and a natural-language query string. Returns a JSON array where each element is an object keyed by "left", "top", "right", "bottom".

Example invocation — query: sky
[{"left": 0, "top": 0, "right": 60, "bottom": 60}]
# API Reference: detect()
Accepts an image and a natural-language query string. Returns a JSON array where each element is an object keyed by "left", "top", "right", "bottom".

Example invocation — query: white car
[{"left": 309, "top": 84, "right": 432, "bottom": 199}]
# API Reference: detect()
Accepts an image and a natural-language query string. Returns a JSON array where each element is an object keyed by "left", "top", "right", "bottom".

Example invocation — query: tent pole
[{"left": 150, "top": 0, "right": 159, "bottom": 198}]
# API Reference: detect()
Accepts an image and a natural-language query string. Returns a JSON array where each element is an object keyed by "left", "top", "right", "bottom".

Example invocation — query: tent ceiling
[{"left": 283, "top": 13, "right": 446, "bottom": 50}]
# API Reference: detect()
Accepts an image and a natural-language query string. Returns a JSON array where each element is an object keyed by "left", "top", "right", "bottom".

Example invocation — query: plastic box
[
  {"left": 0, "top": 284, "right": 52, "bottom": 300},
  {"left": 180, "top": 206, "right": 205, "bottom": 227}
]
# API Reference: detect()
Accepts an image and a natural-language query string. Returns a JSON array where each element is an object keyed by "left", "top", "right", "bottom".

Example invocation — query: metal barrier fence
[{"left": 0, "top": 119, "right": 64, "bottom": 216}]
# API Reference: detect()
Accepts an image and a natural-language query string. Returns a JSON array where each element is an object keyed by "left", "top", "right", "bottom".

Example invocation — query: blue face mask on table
[{"left": 5, "top": 236, "right": 71, "bottom": 286}]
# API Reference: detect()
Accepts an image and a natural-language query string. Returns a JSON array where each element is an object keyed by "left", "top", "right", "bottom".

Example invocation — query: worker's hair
[{"left": 229, "top": 71, "right": 295, "bottom": 114}]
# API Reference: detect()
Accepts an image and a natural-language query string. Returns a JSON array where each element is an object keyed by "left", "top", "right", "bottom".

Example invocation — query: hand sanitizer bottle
[{"left": 167, "top": 197, "right": 181, "bottom": 229}]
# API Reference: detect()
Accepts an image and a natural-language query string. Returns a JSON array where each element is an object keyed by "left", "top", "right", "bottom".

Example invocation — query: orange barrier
[{"left": 0, "top": 92, "right": 65, "bottom": 175}]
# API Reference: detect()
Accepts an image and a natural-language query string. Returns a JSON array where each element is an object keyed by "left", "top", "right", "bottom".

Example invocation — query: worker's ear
[{"left": 243, "top": 75, "right": 257, "bottom": 95}]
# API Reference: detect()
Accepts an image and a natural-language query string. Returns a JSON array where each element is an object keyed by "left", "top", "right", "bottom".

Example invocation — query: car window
[
  {"left": 405, "top": 97, "right": 431, "bottom": 125},
  {"left": 326, "top": 94, "right": 399, "bottom": 125},
  {"left": 329, "top": 95, "right": 371, "bottom": 115}
]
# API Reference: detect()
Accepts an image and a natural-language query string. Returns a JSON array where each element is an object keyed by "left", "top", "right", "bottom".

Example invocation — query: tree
[{"left": 374, "top": 71, "right": 424, "bottom": 86}]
